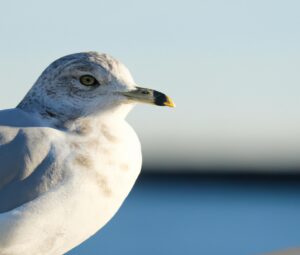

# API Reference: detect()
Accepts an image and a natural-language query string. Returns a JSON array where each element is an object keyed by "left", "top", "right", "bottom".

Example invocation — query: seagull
[{"left": 0, "top": 52, "right": 174, "bottom": 255}]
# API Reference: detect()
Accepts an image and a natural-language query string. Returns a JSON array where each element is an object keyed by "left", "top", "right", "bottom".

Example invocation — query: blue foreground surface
[{"left": 68, "top": 173, "right": 300, "bottom": 255}]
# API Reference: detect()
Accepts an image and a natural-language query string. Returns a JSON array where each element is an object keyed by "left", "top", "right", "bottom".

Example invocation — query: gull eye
[{"left": 79, "top": 75, "right": 99, "bottom": 86}]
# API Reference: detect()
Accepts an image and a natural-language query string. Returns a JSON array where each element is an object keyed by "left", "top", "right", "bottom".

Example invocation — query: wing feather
[{"left": 0, "top": 109, "right": 58, "bottom": 212}]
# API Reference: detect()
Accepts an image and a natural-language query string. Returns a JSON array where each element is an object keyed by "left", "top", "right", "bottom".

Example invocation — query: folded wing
[{"left": 0, "top": 109, "right": 58, "bottom": 213}]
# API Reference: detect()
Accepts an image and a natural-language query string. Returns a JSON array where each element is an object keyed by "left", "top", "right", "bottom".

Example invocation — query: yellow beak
[{"left": 122, "top": 86, "right": 175, "bottom": 108}]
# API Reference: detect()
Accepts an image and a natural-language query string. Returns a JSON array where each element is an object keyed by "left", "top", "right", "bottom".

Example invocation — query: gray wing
[{"left": 0, "top": 109, "right": 56, "bottom": 213}]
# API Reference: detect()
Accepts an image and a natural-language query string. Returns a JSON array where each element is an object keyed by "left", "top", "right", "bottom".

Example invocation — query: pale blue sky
[{"left": 1, "top": 0, "right": 300, "bottom": 169}]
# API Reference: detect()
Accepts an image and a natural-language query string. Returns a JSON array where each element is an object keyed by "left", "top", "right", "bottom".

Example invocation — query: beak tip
[{"left": 163, "top": 96, "right": 176, "bottom": 108}]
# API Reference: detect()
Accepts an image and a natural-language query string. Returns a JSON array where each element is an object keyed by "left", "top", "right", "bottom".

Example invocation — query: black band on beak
[
  {"left": 121, "top": 86, "right": 175, "bottom": 107},
  {"left": 153, "top": 91, "right": 169, "bottom": 106}
]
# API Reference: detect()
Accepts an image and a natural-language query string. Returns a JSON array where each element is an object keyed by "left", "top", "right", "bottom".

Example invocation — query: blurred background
[{"left": 1, "top": 0, "right": 300, "bottom": 254}]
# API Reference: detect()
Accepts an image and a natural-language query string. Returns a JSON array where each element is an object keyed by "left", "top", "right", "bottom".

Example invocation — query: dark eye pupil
[{"left": 80, "top": 75, "right": 98, "bottom": 86}]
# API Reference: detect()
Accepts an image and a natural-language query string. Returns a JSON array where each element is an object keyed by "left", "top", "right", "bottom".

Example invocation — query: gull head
[{"left": 18, "top": 52, "right": 175, "bottom": 121}]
